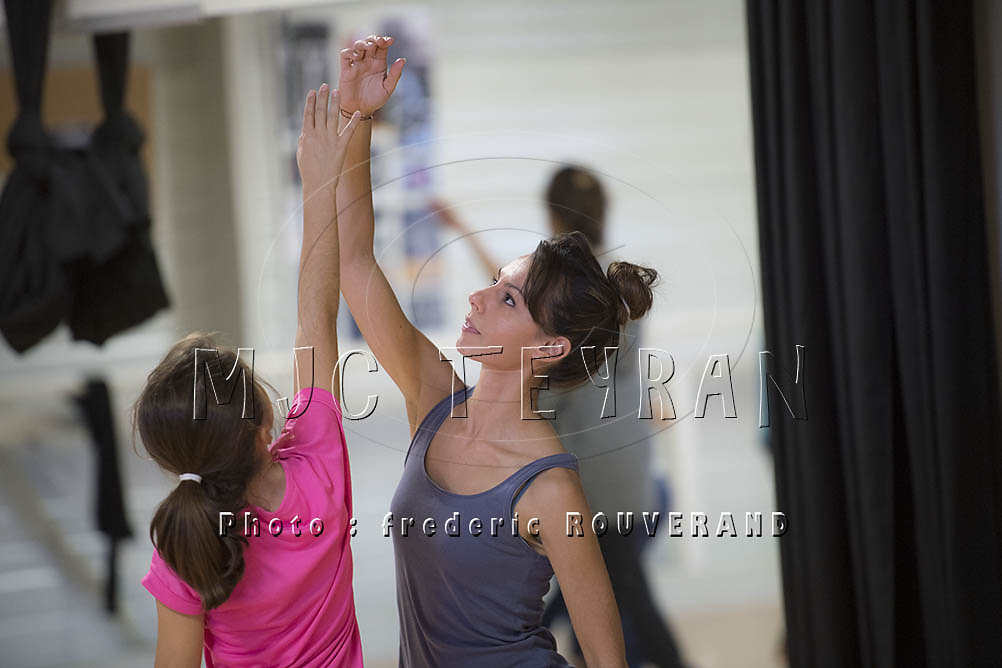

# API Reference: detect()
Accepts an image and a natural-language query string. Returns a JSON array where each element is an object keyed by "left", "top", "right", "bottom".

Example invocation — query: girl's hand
[
  {"left": 296, "top": 84, "right": 361, "bottom": 193},
  {"left": 338, "top": 34, "right": 406, "bottom": 116}
]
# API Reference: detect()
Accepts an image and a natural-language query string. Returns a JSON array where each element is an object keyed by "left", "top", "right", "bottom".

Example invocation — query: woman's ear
[{"left": 541, "top": 336, "right": 572, "bottom": 363}]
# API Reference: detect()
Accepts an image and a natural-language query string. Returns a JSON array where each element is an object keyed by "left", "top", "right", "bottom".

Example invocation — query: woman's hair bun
[{"left": 607, "top": 261, "right": 658, "bottom": 323}]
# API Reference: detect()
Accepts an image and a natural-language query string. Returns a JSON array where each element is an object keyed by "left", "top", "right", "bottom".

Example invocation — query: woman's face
[{"left": 457, "top": 255, "right": 567, "bottom": 373}]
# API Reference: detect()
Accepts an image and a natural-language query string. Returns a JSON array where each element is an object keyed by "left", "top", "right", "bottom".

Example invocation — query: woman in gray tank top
[
  {"left": 440, "top": 166, "right": 692, "bottom": 666},
  {"left": 391, "top": 385, "right": 581, "bottom": 666},
  {"left": 335, "top": 35, "right": 658, "bottom": 667}
]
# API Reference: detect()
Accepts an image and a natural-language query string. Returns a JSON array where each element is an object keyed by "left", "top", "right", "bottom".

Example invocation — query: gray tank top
[{"left": 390, "top": 385, "right": 578, "bottom": 668}]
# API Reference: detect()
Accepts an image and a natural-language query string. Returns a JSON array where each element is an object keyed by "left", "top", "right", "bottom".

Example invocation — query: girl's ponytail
[
  {"left": 150, "top": 479, "right": 248, "bottom": 610},
  {"left": 136, "top": 333, "right": 268, "bottom": 610}
]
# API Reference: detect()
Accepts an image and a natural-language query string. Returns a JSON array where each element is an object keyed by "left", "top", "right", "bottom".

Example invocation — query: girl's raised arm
[
  {"left": 335, "top": 35, "right": 459, "bottom": 431},
  {"left": 295, "top": 85, "right": 361, "bottom": 403}
]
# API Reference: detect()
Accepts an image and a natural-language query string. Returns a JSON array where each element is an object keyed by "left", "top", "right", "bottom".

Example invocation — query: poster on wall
[{"left": 276, "top": 9, "right": 443, "bottom": 340}]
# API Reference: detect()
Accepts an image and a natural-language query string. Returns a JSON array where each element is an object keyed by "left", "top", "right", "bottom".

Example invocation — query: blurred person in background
[{"left": 436, "top": 165, "right": 690, "bottom": 668}]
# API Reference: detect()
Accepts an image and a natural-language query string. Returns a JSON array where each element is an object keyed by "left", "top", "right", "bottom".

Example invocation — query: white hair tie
[{"left": 179, "top": 473, "right": 203, "bottom": 484}]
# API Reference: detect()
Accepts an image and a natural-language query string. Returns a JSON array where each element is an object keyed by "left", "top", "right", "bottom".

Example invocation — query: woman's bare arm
[
  {"left": 154, "top": 601, "right": 204, "bottom": 668},
  {"left": 518, "top": 463, "right": 628, "bottom": 668},
  {"left": 336, "top": 36, "right": 458, "bottom": 428}
]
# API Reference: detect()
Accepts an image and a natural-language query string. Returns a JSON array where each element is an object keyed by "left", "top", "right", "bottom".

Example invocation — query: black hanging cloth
[
  {"left": 75, "top": 377, "right": 133, "bottom": 614},
  {"left": 68, "top": 32, "right": 169, "bottom": 345},
  {"left": 0, "top": 1, "right": 169, "bottom": 352},
  {"left": 0, "top": 0, "right": 88, "bottom": 351},
  {"left": 746, "top": 1, "right": 1002, "bottom": 666}
]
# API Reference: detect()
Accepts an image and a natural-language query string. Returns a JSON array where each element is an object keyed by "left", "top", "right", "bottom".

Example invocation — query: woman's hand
[
  {"left": 338, "top": 34, "right": 406, "bottom": 116},
  {"left": 296, "top": 84, "right": 361, "bottom": 195}
]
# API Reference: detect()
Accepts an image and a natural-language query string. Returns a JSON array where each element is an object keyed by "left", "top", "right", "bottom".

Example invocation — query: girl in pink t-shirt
[{"left": 134, "top": 80, "right": 387, "bottom": 666}]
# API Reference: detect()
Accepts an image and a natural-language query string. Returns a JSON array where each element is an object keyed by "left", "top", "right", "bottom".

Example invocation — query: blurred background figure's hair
[{"left": 545, "top": 165, "right": 607, "bottom": 248}]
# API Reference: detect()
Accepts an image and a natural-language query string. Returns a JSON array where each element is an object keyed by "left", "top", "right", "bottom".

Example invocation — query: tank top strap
[
  {"left": 404, "top": 384, "right": 474, "bottom": 466},
  {"left": 502, "top": 452, "right": 580, "bottom": 518}
]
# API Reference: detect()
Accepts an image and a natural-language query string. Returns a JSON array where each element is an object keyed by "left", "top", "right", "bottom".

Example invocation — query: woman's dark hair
[
  {"left": 545, "top": 165, "right": 607, "bottom": 247},
  {"left": 133, "top": 332, "right": 270, "bottom": 610},
  {"left": 523, "top": 231, "right": 658, "bottom": 387}
]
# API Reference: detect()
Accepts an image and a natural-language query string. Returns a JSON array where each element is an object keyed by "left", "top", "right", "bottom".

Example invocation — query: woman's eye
[
  {"left": 491, "top": 276, "right": 499, "bottom": 286},
  {"left": 504, "top": 293, "right": 515, "bottom": 307}
]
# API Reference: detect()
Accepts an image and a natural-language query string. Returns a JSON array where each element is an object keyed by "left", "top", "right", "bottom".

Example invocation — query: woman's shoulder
[
  {"left": 512, "top": 454, "right": 582, "bottom": 515},
  {"left": 521, "top": 417, "right": 570, "bottom": 458},
  {"left": 495, "top": 422, "right": 578, "bottom": 483},
  {"left": 475, "top": 416, "right": 573, "bottom": 473}
]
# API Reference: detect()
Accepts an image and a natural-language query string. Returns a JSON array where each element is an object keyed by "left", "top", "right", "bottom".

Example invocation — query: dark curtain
[
  {"left": 0, "top": 1, "right": 169, "bottom": 352},
  {"left": 746, "top": 1, "right": 1002, "bottom": 667},
  {"left": 69, "top": 32, "right": 169, "bottom": 345},
  {"left": 0, "top": 1, "right": 84, "bottom": 350}
]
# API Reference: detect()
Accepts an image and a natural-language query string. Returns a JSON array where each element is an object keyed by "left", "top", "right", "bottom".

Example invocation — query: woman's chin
[
  {"left": 457, "top": 329, "right": 503, "bottom": 358},
  {"left": 455, "top": 338, "right": 474, "bottom": 357},
  {"left": 455, "top": 334, "right": 487, "bottom": 358}
]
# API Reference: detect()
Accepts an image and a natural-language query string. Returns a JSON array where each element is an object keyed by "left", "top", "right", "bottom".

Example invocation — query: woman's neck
[{"left": 468, "top": 365, "right": 543, "bottom": 429}]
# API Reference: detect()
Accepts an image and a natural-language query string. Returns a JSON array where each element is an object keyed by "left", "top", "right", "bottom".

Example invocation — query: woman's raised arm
[
  {"left": 335, "top": 35, "right": 459, "bottom": 430},
  {"left": 295, "top": 85, "right": 361, "bottom": 402}
]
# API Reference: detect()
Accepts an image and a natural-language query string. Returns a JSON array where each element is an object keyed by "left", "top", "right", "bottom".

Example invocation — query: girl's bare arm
[
  {"left": 153, "top": 601, "right": 204, "bottom": 668},
  {"left": 294, "top": 85, "right": 361, "bottom": 403}
]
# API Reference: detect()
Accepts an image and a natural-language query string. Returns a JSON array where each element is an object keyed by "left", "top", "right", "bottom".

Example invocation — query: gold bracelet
[{"left": 340, "top": 108, "right": 374, "bottom": 121}]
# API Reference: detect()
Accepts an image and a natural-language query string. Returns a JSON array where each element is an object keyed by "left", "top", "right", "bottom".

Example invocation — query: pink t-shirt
[{"left": 142, "top": 387, "right": 363, "bottom": 668}]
